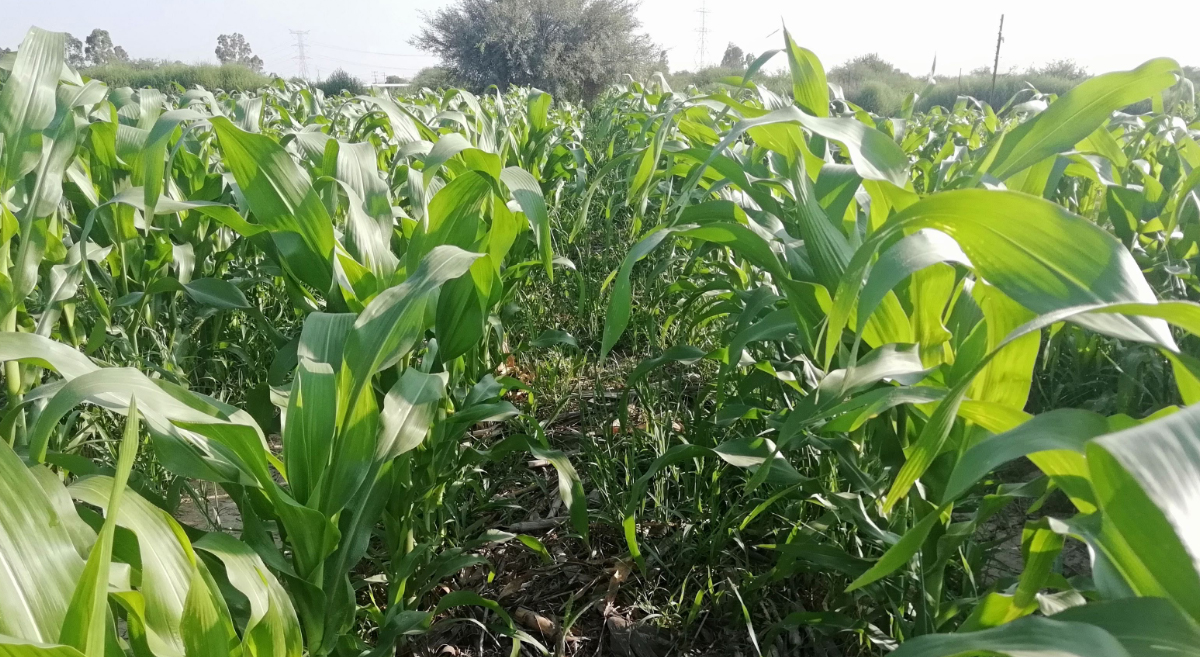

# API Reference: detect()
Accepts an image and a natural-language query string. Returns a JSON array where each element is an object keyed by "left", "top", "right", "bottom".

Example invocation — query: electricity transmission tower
[
  {"left": 290, "top": 29, "right": 310, "bottom": 81},
  {"left": 695, "top": 0, "right": 710, "bottom": 69}
]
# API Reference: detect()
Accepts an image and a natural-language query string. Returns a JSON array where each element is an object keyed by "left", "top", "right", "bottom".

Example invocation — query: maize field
[{"left": 1, "top": 23, "right": 1200, "bottom": 657}]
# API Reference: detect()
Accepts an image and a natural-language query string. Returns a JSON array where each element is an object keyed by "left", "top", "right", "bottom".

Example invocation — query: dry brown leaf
[{"left": 514, "top": 607, "right": 559, "bottom": 638}]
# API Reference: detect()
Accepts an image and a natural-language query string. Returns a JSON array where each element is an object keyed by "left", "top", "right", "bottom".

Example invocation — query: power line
[
  {"left": 695, "top": 0, "right": 710, "bottom": 69},
  {"left": 290, "top": 29, "right": 310, "bottom": 80},
  {"left": 309, "top": 41, "right": 432, "bottom": 58},
  {"left": 304, "top": 52, "right": 423, "bottom": 73}
]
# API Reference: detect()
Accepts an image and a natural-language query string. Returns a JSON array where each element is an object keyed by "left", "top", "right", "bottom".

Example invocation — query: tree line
[{"left": 3, "top": 29, "right": 265, "bottom": 73}]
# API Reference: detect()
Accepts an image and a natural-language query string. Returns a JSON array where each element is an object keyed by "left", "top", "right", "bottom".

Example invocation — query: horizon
[{"left": 3, "top": 0, "right": 1198, "bottom": 82}]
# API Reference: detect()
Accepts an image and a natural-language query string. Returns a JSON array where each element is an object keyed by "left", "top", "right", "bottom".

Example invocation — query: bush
[
  {"left": 318, "top": 68, "right": 365, "bottom": 96},
  {"left": 918, "top": 72, "right": 1080, "bottom": 111},
  {"left": 665, "top": 65, "right": 747, "bottom": 91},
  {"left": 850, "top": 79, "right": 905, "bottom": 116},
  {"left": 83, "top": 61, "right": 269, "bottom": 91},
  {"left": 821, "top": 53, "right": 1089, "bottom": 114},
  {"left": 411, "top": 66, "right": 460, "bottom": 91},
  {"left": 828, "top": 53, "right": 921, "bottom": 116}
]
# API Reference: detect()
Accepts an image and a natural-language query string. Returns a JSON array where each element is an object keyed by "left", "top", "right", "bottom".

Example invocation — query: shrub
[
  {"left": 411, "top": 66, "right": 459, "bottom": 90},
  {"left": 83, "top": 61, "right": 269, "bottom": 91},
  {"left": 918, "top": 72, "right": 1080, "bottom": 111},
  {"left": 318, "top": 68, "right": 365, "bottom": 96},
  {"left": 849, "top": 79, "right": 905, "bottom": 116}
]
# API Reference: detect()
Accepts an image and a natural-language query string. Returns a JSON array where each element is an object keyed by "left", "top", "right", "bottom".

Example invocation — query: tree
[
  {"left": 385, "top": 74, "right": 407, "bottom": 84},
  {"left": 318, "top": 68, "right": 364, "bottom": 96},
  {"left": 411, "top": 66, "right": 458, "bottom": 90},
  {"left": 1033, "top": 59, "right": 1088, "bottom": 80},
  {"left": 413, "top": 0, "right": 661, "bottom": 99},
  {"left": 65, "top": 34, "right": 85, "bottom": 68},
  {"left": 720, "top": 43, "right": 744, "bottom": 69},
  {"left": 215, "top": 33, "right": 264, "bottom": 72},
  {"left": 85, "top": 29, "right": 124, "bottom": 66}
]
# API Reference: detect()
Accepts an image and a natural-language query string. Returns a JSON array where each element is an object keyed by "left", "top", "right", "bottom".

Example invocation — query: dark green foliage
[
  {"left": 411, "top": 66, "right": 458, "bottom": 90},
  {"left": 84, "top": 28, "right": 127, "bottom": 66},
  {"left": 720, "top": 42, "right": 752, "bottom": 69},
  {"left": 823, "top": 53, "right": 1089, "bottom": 115},
  {"left": 917, "top": 72, "right": 1081, "bottom": 111},
  {"left": 83, "top": 61, "right": 269, "bottom": 91},
  {"left": 215, "top": 33, "right": 263, "bottom": 72},
  {"left": 317, "top": 68, "right": 364, "bottom": 96},
  {"left": 64, "top": 34, "right": 85, "bottom": 68},
  {"left": 413, "top": 0, "right": 662, "bottom": 99}
]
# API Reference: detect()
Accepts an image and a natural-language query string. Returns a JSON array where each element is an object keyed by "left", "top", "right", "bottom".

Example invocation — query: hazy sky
[{"left": 4, "top": 0, "right": 1198, "bottom": 81}]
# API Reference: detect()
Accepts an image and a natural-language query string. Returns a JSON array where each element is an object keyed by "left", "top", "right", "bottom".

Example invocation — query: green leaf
[
  {"left": 729, "top": 106, "right": 909, "bottom": 186},
  {"left": 377, "top": 369, "right": 447, "bottom": 461},
  {"left": 297, "top": 312, "right": 356, "bottom": 369},
  {"left": 529, "top": 329, "right": 578, "bottom": 349},
  {"left": 70, "top": 476, "right": 224, "bottom": 657},
  {"left": 283, "top": 359, "right": 337, "bottom": 507},
  {"left": 600, "top": 228, "right": 675, "bottom": 360},
  {"left": 501, "top": 167, "right": 554, "bottom": 279},
  {"left": 628, "top": 345, "right": 709, "bottom": 387},
  {"left": 990, "top": 59, "right": 1180, "bottom": 180},
  {"left": 0, "top": 331, "right": 98, "bottom": 380},
  {"left": 832, "top": 189, "right": 1172, "bottom": 370},
  {"left": 194, "top": 533, "right": 303, "bottom": 657},
  {"left": 0, "top": 27, "right": 64, "bottom": 186},
  {"left": 846, "top": 504, "right": 948, "bottom": 591},
  {"left": 858, "top": 229, "right": 969, "bottom": 335},
  {"left": 944, "top": 409, "right": 1107, "bottom": 503},
  {"left": 180, "top": 565, "right": 236, "bottom": 657},
  {"left": 140, "top": 109, "right": 203, "bottom": 212},
  {"left": 182, "top": 278, "right": 249, "bottom": 310},
  {"left": 408, "top": 172, "right": 491, "bottom": 271},
  {"left": 27, "top": 367, "right": 255, "bottom": 473},
  {"left": 333, "top": 141, "right": 398, "bottom": 278},
  {"left": 1052, "top": 598, "right": 1200, "bottom": 657},
  {"left": 887, "top": 616, "right": 1131, "bottom": 657},
  {"left": 0, "top": 440, "right": 84, "bottom": 643},
  {"left": 357, "top": 95, "right": 423, "bottom": 146},
  {"left": 342, "top": 245, "right": 482, "bottom": 393},
  {"left": 783, "top": 27, "right": 829, "bottom": 117},
  {"left": 433, "top": 260, "right": 490, "bottom": 363},
  {"left": 60, "top": 399, "right": 142, "bottom": 657},
  {"left": 0, "top": 638, "right": 85, "bottom": 657},
  {"left": 211, "top": 116, "right": 334, "bottom": 291},
  {"left": 529, "top": 445, "right": 589, "bottom": 541},
  {"left": 1087, "top": 403, "right": 1200, "bottom": 622}
]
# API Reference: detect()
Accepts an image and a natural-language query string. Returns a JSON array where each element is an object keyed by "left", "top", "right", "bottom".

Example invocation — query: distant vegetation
[
  {"left": 316, "top": 67, "right": 365, "bottom": 96},
  {"left": 412, "top": 0, "right": 662, "bottom": 99},
  {"left": 6, "top": 21, "right": 1194, "bottom": 110},
  {"left": 82, "top": 60, "right": 270, "bottom": 91},
  {"left": 410, "top": 66, "right": 458, "bottom": 90},
  {"left": 663, "top": 48, "right": 1199, "bottom": 116}
]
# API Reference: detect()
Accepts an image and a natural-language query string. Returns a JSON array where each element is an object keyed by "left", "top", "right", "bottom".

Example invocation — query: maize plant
[
  {"left": 595, "top": 27, "right": 1200, "bottom": 656},
  {"left": 0, "top": 25, "right": 585, "bottom": 657},
  {"left": 1, "top": 17, "right": 1200, "bottom": 657}
]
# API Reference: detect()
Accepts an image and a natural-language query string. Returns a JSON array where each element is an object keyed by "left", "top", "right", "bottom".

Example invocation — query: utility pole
[
  {"left": 695, "top": 0, "right": 710, "bottom": 69},
  {"left": 290, "top": 29, "right": 310, "bottom": 81},
  {"left": 990, "top": 14, "right": 1004, "bottom": 95}
]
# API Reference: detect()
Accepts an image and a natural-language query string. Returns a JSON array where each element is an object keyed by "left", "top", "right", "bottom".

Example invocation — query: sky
[{"left": 3, "top": 0, "right": 1198, "bottom": 82}]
